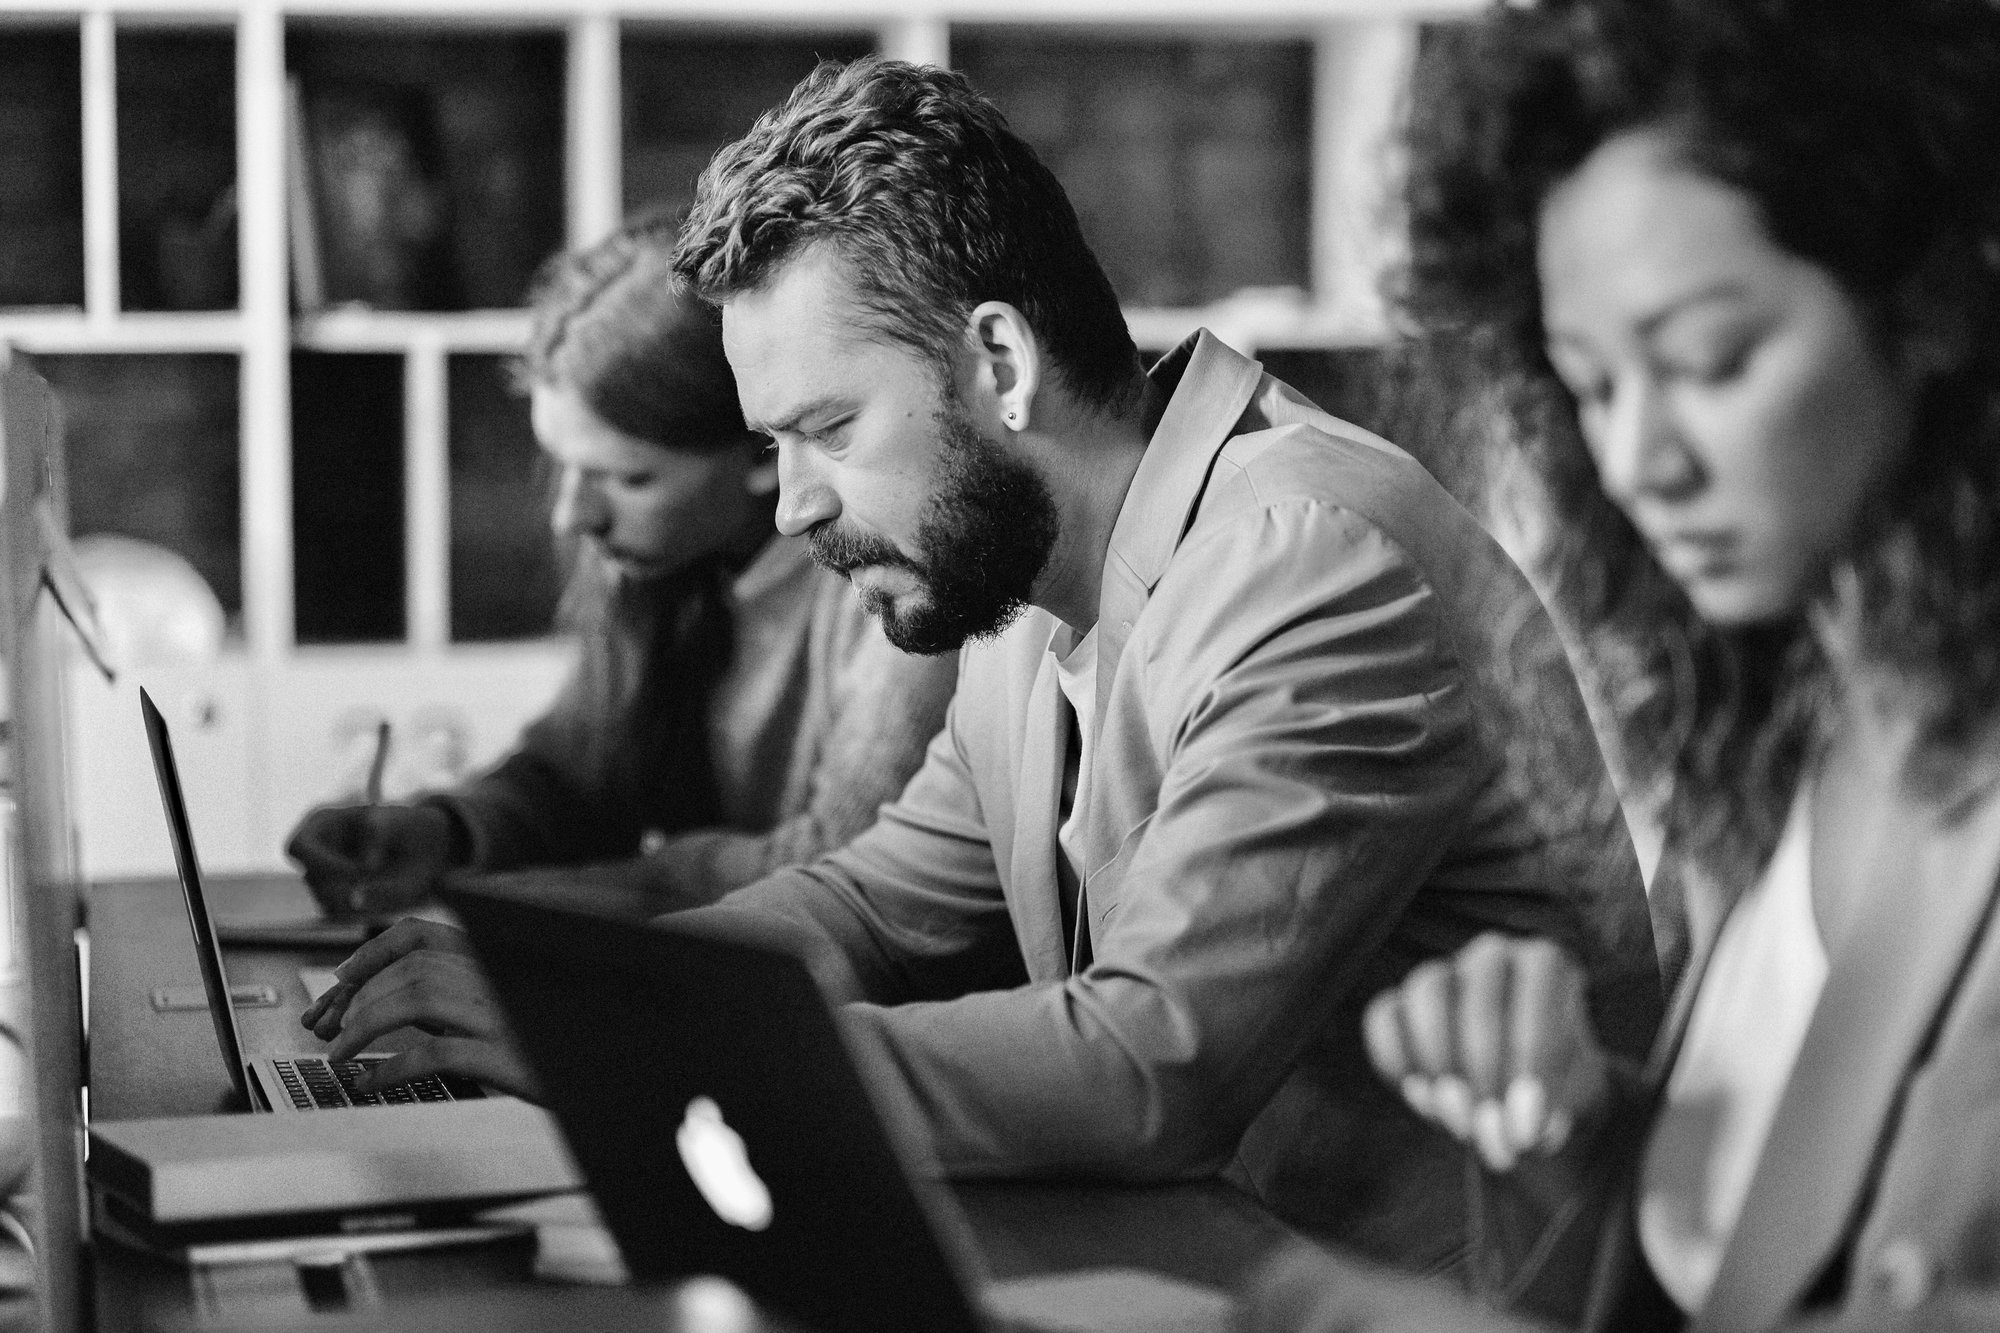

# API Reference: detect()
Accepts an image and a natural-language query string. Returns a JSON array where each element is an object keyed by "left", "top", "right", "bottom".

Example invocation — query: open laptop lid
[
  {"left": 443, "top": 884, "right": 986, "bottom": 1333},
  {"left": 140, "top": 686, "right": 257, "bottom": 1110}
]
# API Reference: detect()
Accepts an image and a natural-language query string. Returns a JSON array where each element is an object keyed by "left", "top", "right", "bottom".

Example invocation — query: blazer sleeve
[
  {"left": 714, "top": 501, "right": 1487, "bottom": 1180},
  {"left": 697, "top": 672, "right": 1028, "bottom": 1005}
]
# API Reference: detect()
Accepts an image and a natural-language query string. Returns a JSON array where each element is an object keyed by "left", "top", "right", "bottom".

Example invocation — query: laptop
[
  {"left": 444, "top": 885, "right": 1237, "bottom": 1333},
  {"left": 141, "top": 686, "right": 483, "bottom": 1115}
]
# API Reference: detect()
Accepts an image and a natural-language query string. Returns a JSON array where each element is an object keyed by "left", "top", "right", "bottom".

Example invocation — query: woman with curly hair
[
  {"left": 1249, "top": 0, "right": 2000, "bottom": 1329},
  {"left": 285, "top": 212, "right": 958, "bottom": 920}
]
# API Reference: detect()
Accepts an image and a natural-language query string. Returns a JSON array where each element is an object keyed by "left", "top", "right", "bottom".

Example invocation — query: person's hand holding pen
[{"left": 285, "top": 720, "right": 467, "bottom": 919}]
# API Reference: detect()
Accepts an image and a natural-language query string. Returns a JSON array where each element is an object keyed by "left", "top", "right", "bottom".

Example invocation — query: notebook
[
  {"left": 444, "top": 884, "right": 1237, "bottom": 1333},
  {"left": 141, "top": 686, "right": 482, "bottom": 1115}
]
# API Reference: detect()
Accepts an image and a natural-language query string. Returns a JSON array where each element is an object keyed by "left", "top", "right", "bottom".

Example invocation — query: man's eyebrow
[{"left": 745, "top": 394, "right": 848, "bottom": 437}]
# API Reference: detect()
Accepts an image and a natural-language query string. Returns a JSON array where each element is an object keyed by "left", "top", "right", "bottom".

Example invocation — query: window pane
[
  {"left": 622, "top": 29, "right": 875, "bottom": 219},
  {"left": 118, "top": 28, "right": 238, "bottom": 312},
  {"left": 288, "top": 26, "right": 565, "bottom": 310},
  {"left": 955, "top": 31, "right": 1311, "bottom": 308},
  {"left": 34, "top": 353, "right": 243, "bottom": 627},
  {"left": 292, "top": 352, "right": 403, "bottom": 643},
  {"left": 0, "top": 26, "right": 84, "bottom": 308},
  {"left": 448, "top": 354, "right": 561, "bottom": 642}
]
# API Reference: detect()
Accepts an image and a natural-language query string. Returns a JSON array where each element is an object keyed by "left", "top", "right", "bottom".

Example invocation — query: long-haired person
[
  {"left": 287, "top": 213, "right": 958, "bottom": 919},
  {"left": 1249, "top": 1, "right": 2000, "bottom": 1329}
]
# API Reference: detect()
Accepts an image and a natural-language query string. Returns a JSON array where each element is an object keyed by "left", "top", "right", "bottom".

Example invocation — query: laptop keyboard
[{"left": 269, "top": 1055, "right": 480, "bottom": 1111}]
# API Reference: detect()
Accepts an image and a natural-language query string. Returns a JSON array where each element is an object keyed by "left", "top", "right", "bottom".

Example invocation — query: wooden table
[{"left": 84, "top": 875, "right": 1299, "bottom": 1331}]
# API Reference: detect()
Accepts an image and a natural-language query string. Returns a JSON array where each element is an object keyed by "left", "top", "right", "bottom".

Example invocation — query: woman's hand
[{"left": 1362, "top": 932, "right": 1611, "bottom": 1171}]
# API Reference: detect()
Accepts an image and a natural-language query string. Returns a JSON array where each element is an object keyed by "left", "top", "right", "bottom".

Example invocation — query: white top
[
  {"left": 1052, "top": 625, "right": 1100, "bottom": 905},
  {"left": 1640, "top": 786, "right": 1827, "bottom": 1313}
]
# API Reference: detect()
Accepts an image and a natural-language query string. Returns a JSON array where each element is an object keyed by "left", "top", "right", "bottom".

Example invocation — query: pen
[{"left": 364, "top": 719, "right": 391, "bottom": 805}]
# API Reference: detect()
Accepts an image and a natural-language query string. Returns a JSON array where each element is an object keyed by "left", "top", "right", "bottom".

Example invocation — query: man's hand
[
  {"left": 287, "top": 803, "right": 460, "bottom": 917},
  {"left": 298, "top": 918, "right": 541, "bottom": 1100},
  {"left": 1362, "top": 932, "right": 1611, "bottom": 1172}
]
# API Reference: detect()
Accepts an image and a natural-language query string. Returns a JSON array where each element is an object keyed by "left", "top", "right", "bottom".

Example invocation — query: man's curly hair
[
  {"left": 673, "top": 56, "right": 1142, "bottom": 417},
  {"left": 1401, "top": 0, "right": 2000, "bottom": 885}
]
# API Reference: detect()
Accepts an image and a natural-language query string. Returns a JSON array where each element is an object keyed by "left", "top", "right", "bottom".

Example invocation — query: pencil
[{"left": 364, "top": 719, "right": 391, "bottom": 805}]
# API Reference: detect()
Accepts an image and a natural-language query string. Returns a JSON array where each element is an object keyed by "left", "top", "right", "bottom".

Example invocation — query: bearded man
[{"left": 309, "top": 57, "right": 1663, "bottom": 1314}]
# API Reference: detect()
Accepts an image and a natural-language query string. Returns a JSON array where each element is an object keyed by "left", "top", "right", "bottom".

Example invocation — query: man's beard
[{"left": 807, "top": 401, "right": 1059, "bottom": 655}]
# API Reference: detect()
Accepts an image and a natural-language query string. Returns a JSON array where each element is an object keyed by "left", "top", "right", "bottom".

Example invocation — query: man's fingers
[
  {"left": 325, "top": 985, "right": 491, "bottom": 1063},
  {"left": 301, "top": 979, "right": 359, "bottom": 1036},
  {"left": 323, "top": 954, "right": 498, "bottom": 1062},
  {"left": 331, "top": 917, "right": 467, "bottom": 987},
  {"left": 351, "top": 1037, "right": 539, "bottom": 1102}
]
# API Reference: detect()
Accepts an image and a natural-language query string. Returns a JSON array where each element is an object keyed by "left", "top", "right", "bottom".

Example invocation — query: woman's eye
[
  {"left": 1658, "top": 346, "right": 1748, "bottom": 385},
  {"left": 1656, "top": 322, "right": 1759, "bottom": 385},
  {"left": 617, "top": 473, "right": 657, "bottom": 489}
]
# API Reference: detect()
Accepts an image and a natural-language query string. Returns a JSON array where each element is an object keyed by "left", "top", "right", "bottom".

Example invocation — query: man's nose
[
  {"left": 773, "top": 441, "right": 840, "bottom": 539},
  {"left": 550, "top": 467, "right": 611, "bottom": 539}
]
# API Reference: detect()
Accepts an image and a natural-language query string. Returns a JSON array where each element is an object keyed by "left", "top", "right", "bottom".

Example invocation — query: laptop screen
[{"left": 140, "top": 686, "right": 256, "bottom": 1110}]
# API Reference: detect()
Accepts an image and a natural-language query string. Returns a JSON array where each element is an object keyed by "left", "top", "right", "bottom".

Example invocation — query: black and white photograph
[{"left": 3, "top": 2, "right": 1996, "bottom": 1330}]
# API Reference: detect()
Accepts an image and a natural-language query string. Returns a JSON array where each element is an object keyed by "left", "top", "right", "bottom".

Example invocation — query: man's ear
[{"left": 966, "top": 301, "right": 1041, "bottom": 434}]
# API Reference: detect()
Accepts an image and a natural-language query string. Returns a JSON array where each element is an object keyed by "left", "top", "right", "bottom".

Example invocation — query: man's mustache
[{"left": 807, "top": 523, "right": 916, "bottom": 579}]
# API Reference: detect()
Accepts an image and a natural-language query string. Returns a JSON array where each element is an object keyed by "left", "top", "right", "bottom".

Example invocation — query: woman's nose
[
  {"left": 1595, "top": 373, "right": 1701, "bottom": 504},
  {"left": 550, "top": 468, "right": 611, "bottom": 539}
]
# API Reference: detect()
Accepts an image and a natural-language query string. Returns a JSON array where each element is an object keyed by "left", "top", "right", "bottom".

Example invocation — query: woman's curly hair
[{"left": 1400, "top": 0, "right": 2000, "bottom": 884}]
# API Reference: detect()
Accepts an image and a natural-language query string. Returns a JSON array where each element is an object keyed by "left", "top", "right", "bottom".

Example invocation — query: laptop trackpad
[{"left": 983, "top": 1269, "right": 1235, "bottom": 1333}]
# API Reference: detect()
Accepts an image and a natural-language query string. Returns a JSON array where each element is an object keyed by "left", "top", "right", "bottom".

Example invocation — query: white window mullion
[
  {"left": 1311, "top": 19, "right": 1416, "bottom": 342},
  {"left": 81, "top": 7, "right": 119, "bottom": 323},
  {"left": 238, "top": 0, "right": 294, "bottom": 661},
  {"left": 567, "top": 13, "right": 621, "bottom": 249},
  {"left": 880, "top": 15, "right": 949, "bottom": 68},
  {"left": 405, "top": 339, "right": 450, "bottom": 654}
]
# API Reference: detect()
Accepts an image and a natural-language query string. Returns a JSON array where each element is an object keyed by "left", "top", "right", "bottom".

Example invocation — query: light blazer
[
  {"left": 711, "top": 331, "right": 1662, "bottom": 1308},
  {"left": 1586, "top": 764, "right": 2000, "bottom": 1331}
]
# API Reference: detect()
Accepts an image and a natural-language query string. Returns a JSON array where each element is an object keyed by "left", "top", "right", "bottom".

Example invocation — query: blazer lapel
[
  {"left": 1693, "top": 787, "right": 2000, "bottom": 1332},
  {"left": 1583, "top": 848, "right": 1729, "bottom": 1333},
  {"left": 1009, "top": 649, "right": 1073, "bottom": 980},
  {"left": 1080, "top": 330, "right": 1263, "bottom": 865}
]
